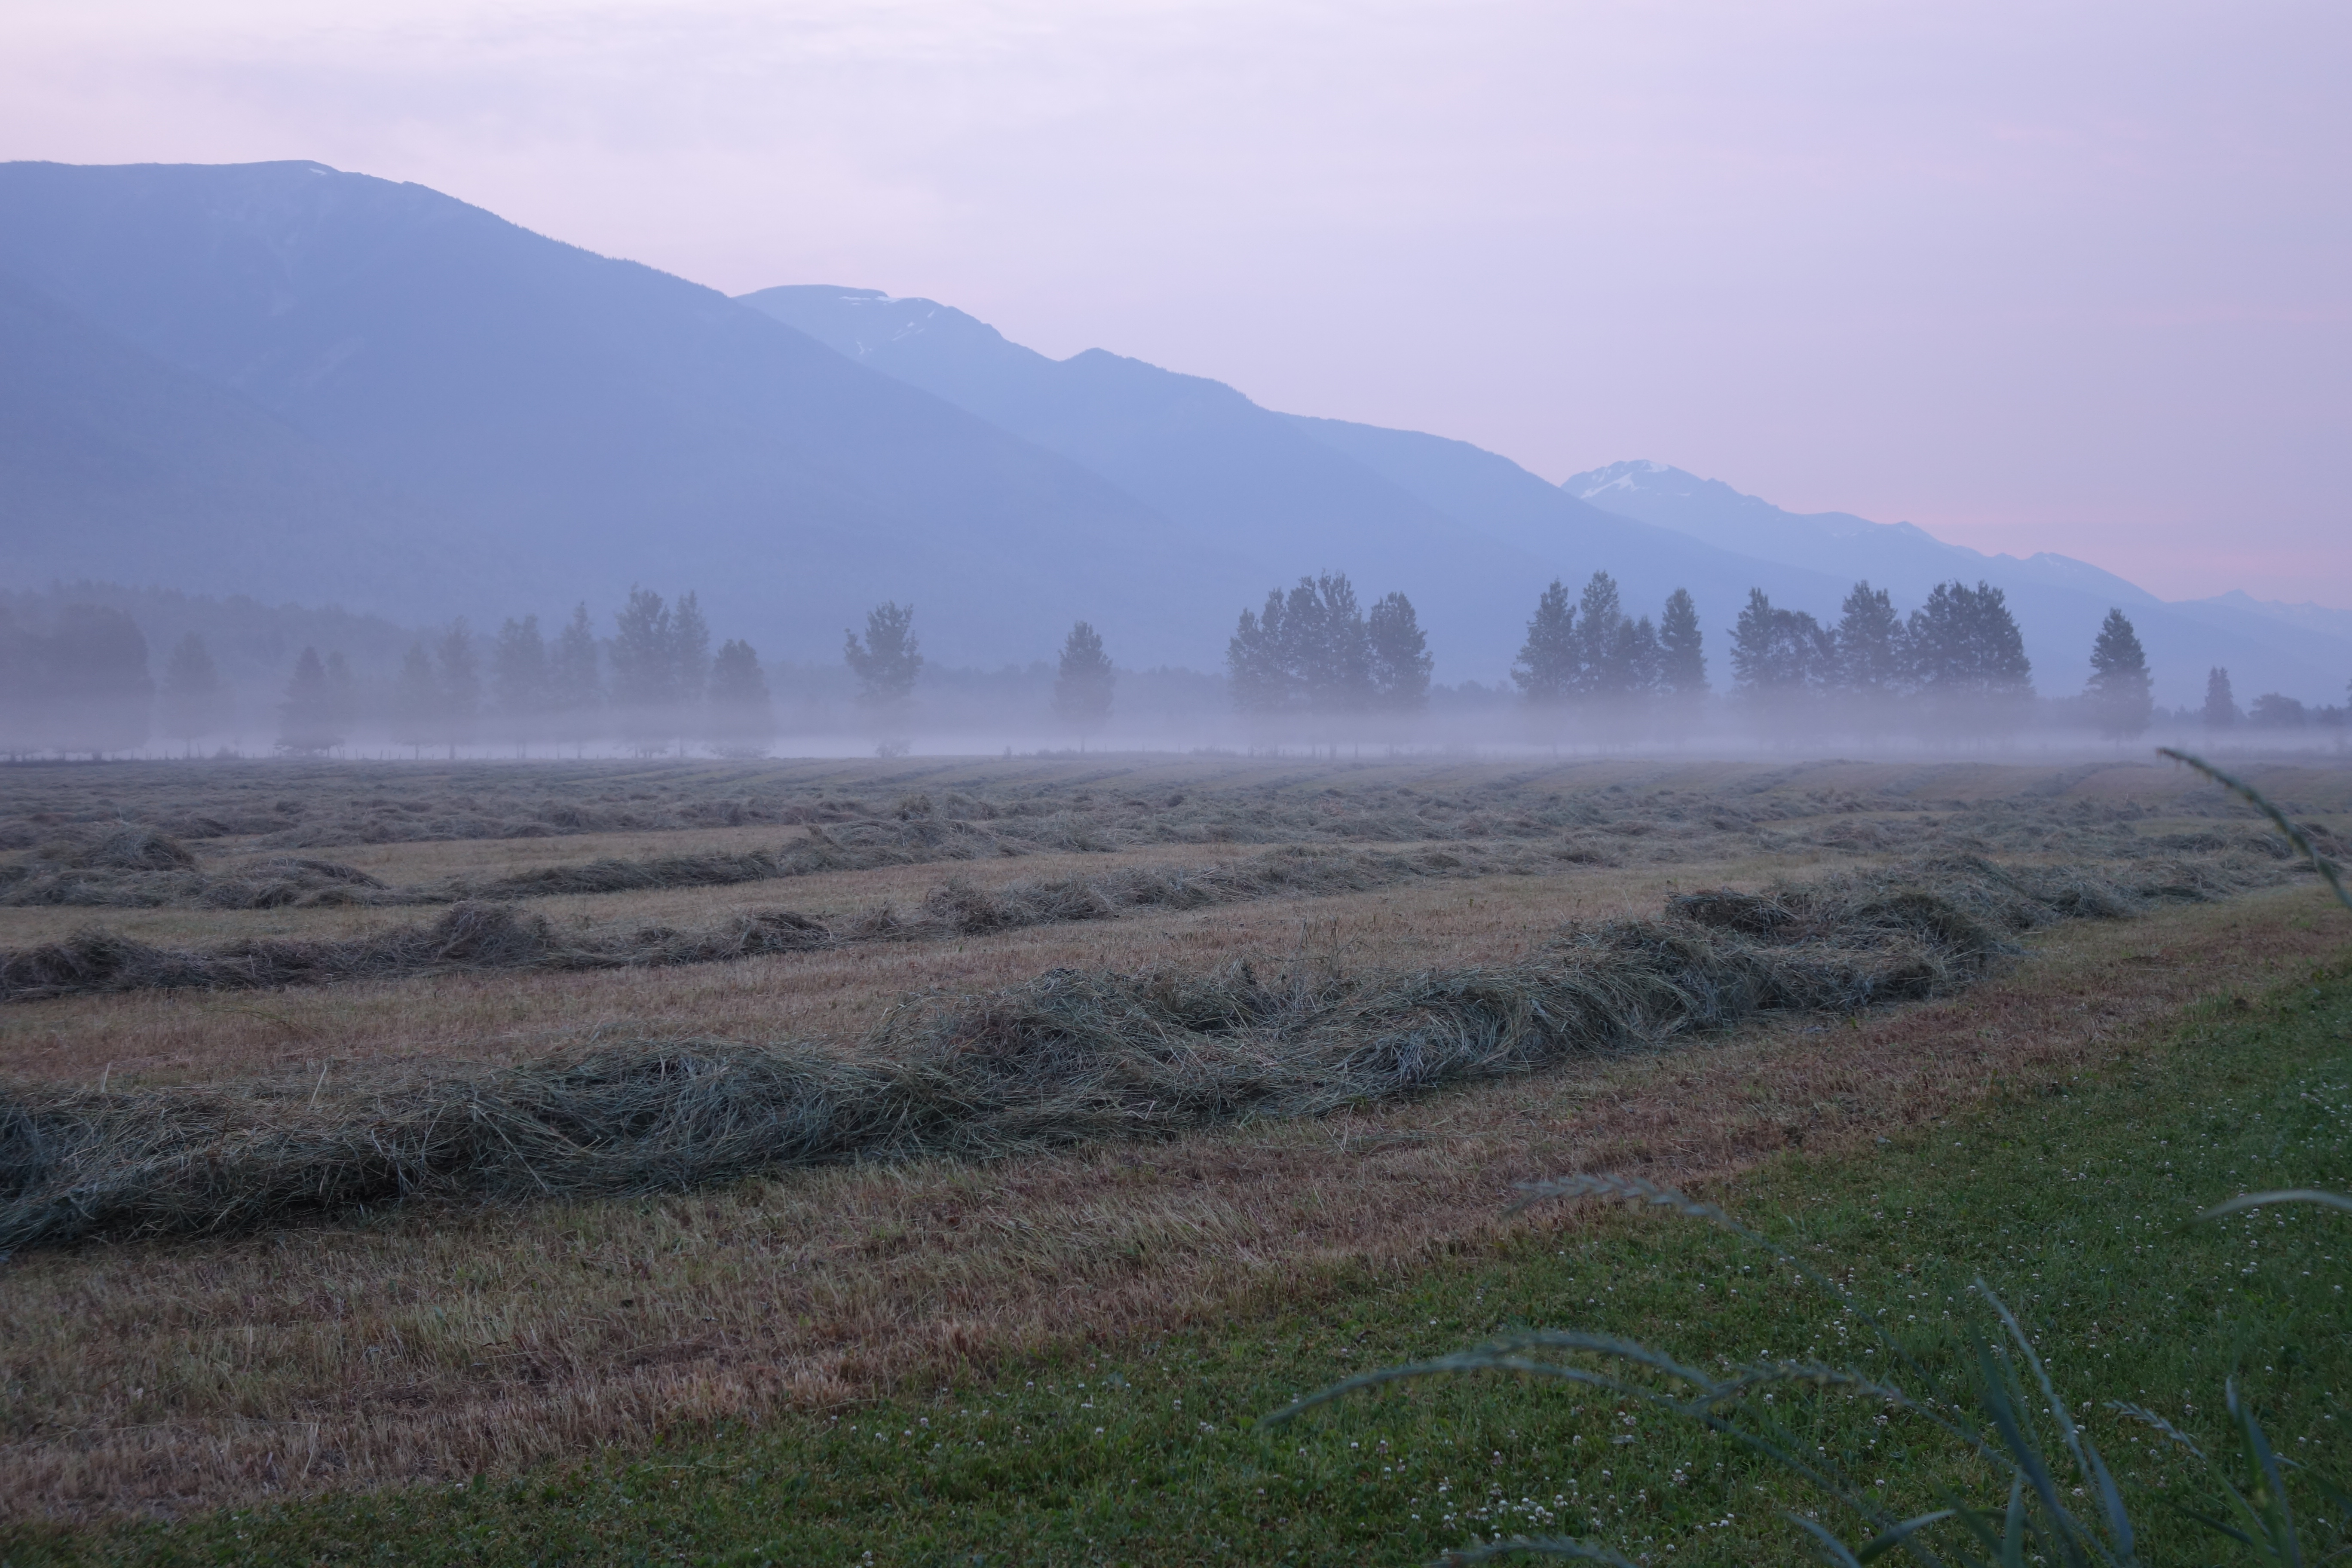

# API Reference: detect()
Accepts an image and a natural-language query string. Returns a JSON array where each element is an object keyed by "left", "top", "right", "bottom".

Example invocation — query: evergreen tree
[
  {"left": 1657, "top": 588, "right": 1708, "bottom": 700},
  {"left": 1054, "top": 621, "right": 1116, "bottom": 744},
  {"left": 1574, "top": 572, "right": 1630, "bottom": 698},
  {"left": 1366, "top": 592, "right": 1432, "bottom": 712},
  {"left": 494, "top": 615, "right": 551, "bottom": 750},
  {"left": 435, "top": 619, "right": 480, "bottom": 757},
  {"left": 549, "top": 603, "right": 602, "bottom": 752},
  {"left": 704, "top": 638, "right": 775, "bottom": 756},
  {"left": 1512, "top": 580, "right": 1578, "bottom": 704},
  {"left": 1226, "top": 577, "right": 1375, "bottom": 721},
  {"left": 1906, "top": 581, "right": 2032, "bottom": 732},
  {"left": 159, "top": 632, "right": 230, "bottom": 753},
  {"left": 1730, "top": 589, "right": 1831, "bottom": 698},
  {"left": 845, "top": 601, "right": 923, "bottom": 708},
  {"left": 2085, "top": 609, "right": 2153, "bottom": 738},
  {"left": 1833, "top": 582, "right": 1907, "bottom": 695},
  {"left": 2202, "top": 667, "right": 2239, "bottom": 729},
  {"left": 391, "top": 643, "right": 438, "bottom": 756},
  {"left": 277, "top": 646, "right": 341, "bottom": 755}
]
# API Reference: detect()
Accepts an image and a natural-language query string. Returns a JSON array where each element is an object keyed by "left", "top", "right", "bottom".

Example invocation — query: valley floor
[{"left": 0, "top": 753, "right": 2346, "bottom": 1562}]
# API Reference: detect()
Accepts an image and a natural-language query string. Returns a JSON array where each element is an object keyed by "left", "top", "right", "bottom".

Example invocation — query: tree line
[
  {"left": 1225, "top": 574, "right": 1433, "bottom": 717},
  {"left": 3, "top": 578, "right": 2346, "bottom": 758}
]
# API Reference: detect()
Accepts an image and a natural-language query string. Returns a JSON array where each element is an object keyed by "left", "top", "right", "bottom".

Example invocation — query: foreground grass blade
[
  {"left": 2199, "top": 1189, "right": 2352, "bottom": 1220},
  {"left": 1436, "top": 1536, "right": 1642, "bottom": 1566},
  {"left": 2158, "top": 748, "right": 2352, "bottom": 913}
]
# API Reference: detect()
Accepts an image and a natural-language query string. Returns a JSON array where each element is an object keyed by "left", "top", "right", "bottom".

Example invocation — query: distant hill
[
  {"left": 0, "top": 161, "right": 1250, "bottom": 668},
  {"left": 0, "top": 265, "right": 459, "bottom": 610},
  {"left": 1565, "top": 460, "right": 2352, "bottom": 707},
  {"left": 4, "top": 161, "right": 2345, "bottom": 702},
  {"left": 741, "top": 286, "right": 1858, "bottom": 675}
]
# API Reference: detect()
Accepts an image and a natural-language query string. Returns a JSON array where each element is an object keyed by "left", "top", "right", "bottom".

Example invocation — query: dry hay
[
  {"left": 0, "top": 842, "right": 1613, "bottom": 1000},
  {"left": 0, "top": 851, "right": 2271, "bottom": 1253}
]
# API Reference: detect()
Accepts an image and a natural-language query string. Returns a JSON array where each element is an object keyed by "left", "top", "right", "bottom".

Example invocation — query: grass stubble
[{"left": 0, "top": 754, "right": 2345, "bottom": 1534}]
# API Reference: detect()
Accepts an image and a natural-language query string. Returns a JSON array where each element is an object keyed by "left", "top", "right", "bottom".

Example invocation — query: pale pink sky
[{"left": 6, "top": 0, "right": 2348, "bottom": 605}]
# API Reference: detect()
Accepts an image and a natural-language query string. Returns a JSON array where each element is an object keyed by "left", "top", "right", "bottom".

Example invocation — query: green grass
[{"left": 7, "top": 963, "right": 2349, "bottom": 1567}]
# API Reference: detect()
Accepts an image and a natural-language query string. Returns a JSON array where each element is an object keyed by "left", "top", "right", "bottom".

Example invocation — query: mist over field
[{"left": 0, "top": 161, "right": 2346, "bottom": 763}]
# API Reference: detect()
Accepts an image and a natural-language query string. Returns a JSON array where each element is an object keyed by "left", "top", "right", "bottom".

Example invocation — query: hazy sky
[{"left": 6, "top": 1, "right": 2348, "bottom": 605}]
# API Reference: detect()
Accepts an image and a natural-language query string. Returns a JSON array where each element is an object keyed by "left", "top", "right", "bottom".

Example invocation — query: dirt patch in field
[{"left": 1, "top": 884, "right": 2342, "bottom": 1519}]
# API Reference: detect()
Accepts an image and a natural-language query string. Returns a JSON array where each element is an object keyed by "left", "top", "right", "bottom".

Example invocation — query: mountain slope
[
  {"left": 0, "top": 162, "right": 1249, "bottom": 667},
  {"left": 741, "top": 286, "right": 1858, "bottom": 674},
  {"left": 0, "top": 265, "right": 467, "bottom": 609},
  {"left": 1565, "top": 460, "right": 2157, "bottom": 605}
]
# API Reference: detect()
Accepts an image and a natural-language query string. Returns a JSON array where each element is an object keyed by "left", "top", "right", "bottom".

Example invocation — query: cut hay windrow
[
  {"left": 0, "top": 842, "right": 1663, "bottom": 1001},
  {"left": 0, "top": 854, "right": 2287, "bottom": 1251},
  {"left": 10, "top": 787, "right": 2332, "bottom": 913}
]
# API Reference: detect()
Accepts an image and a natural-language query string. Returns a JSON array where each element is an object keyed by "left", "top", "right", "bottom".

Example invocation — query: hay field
[{"left": 1, "top": 751, "right": 2348, "bottom": 1519}]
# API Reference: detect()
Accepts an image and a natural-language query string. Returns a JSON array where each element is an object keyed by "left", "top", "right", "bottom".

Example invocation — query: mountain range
[{"left": 2, "top": 159, "right": 2346, "bottom": 706}]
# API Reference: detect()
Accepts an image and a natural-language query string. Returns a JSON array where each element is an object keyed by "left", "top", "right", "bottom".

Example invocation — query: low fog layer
[{"left": 4, "top": 574, "right": 2345, "bottom": 763}]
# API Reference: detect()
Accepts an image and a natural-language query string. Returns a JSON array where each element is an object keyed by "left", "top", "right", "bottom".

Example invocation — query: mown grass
[{"left": 6, "top": 952, "right": 2343, "bottom": 1565}]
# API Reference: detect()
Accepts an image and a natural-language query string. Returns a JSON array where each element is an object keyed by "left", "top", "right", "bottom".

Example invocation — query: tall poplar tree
[
  {"left": 2085, "top": 609, "right": 2153, "bottom": 738},
  {"left": 1512, "top": 580, "right": 1578, "bottom": 705},
  {"left": 2202, "top": 667, "right": 2239, "bottom": 729},
  {"left": 1658, "top": 588, "right": 1708, "bottom": 701}
]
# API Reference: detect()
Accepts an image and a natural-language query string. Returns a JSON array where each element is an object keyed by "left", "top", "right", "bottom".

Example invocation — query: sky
[{"left": 5, "top": 0, "right": 2349, "bottom": 606}]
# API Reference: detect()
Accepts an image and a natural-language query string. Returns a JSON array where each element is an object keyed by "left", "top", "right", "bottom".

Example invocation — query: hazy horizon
[{"left": 3, "top": 1, "right": 2346, "bottom": 608}]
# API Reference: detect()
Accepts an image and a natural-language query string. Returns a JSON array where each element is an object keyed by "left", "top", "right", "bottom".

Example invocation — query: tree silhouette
[
  {"left": 1366, "top": 592, "right": 1432, "bottom": 712},
  {"left": 845, "top": 602, "right": 923, "bottom": 708},
  {"left": 1512, "top": 579, "right": 1578, "bottom": 705},
  {"left": 1833, "top": 581, "right": 1907, "bottom": 695},
  {"left": 2202, "top": 667, "right": 2239, "bottom": 729},
  {"left": 1658, "top": 588, "right": 1708, "bottom": 701},
  {"left": 1730, "top": 589, "right": 1831, "bottom": 699},
  {"left": 1573, "top": 572, "right": 1630, "bottom": 698},
  {"left": 2085, "top": 609, "right": 2153, "bottom": 738},
  {"left": 1054, "top": 621, "right": 1116, "bottom": 745},
  {"left": 1227, "top": 591, "right": 1291, "bottom": 714},
  {"left": 1906, "top": 580, "right": 2031, "bottom": 733}
]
